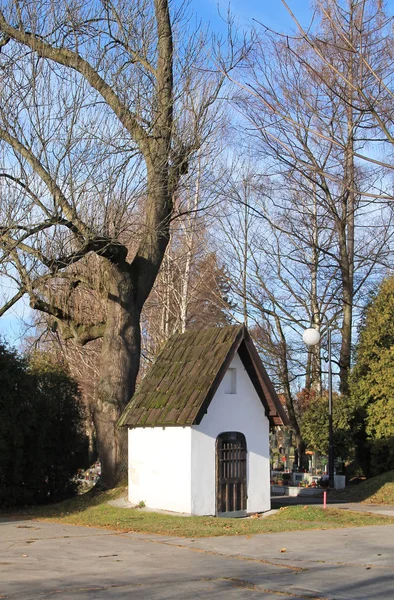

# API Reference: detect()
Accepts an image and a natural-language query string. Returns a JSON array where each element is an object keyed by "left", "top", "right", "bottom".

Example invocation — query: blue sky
[
  {"left": 193, "top": 0, "right": 394, "bottom": 36},
  {"left": 192, "top": 0, "right": 314, "bottom": 32},
  {"left": 4, "top": 0, "right": 309, "bottom": 348},
  {"left": 0, "top": 312, "right": 28, "bottom": 346},
  {"left": 2, "top": 0, "right": 314, "bottom": 347},
  {"left": 2, "top": 0, "right": 393, "bottom": 346}
]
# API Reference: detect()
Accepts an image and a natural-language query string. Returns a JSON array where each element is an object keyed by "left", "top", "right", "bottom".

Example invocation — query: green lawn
[
  {"left": 331, "top": 470, "right": 394, "bottom": 504},
  {"left": 6, "top": 486, "right": 394, "bottom": 538}
]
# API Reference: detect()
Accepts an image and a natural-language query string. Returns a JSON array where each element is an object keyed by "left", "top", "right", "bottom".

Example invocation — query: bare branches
[
  {"left": 0, "top": 10, "right": 149, "bottom": 148},
  {"left": 0, "top": 289, "right": 25, "bottom": 317},
  {"left": 102, "top": 0, "right": 157, "bottom": 77},
  {"left": 280, "top": 0, "right": 394, "bottom": 151},
  {"left": 225, "top": 0, "right": 394, "bottom": 398},
  {"left": 0, "top": 126, "right": 90, "bottom": 240},
  {"left": 0, "top": 0, "right": 232, "bottom": 352}
]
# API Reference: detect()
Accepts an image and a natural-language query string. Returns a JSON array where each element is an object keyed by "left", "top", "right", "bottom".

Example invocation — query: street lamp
[{"left": 302, "top": 326, "right": 334, "bottom": 488}]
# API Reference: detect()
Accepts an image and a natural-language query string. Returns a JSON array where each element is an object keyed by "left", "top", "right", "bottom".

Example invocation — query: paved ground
[
  {"left": 2, "top": 516, "right": 394, "bottom": 599},
  {"left": 272, "top": 495, "right": 394, "bottom": 517}
]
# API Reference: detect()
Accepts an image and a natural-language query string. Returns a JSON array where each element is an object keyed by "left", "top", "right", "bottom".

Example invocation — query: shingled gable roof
[{"left": 118, "top": 324, "right": 288, "bottom": 428}]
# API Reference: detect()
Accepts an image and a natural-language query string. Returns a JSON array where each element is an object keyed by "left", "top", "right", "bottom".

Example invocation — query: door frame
[{"left": 215, "top": 431, "right": 247, "bottom": 517}]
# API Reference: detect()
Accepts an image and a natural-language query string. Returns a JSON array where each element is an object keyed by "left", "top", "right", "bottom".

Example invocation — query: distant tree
[
  {"left": 142, "top": 247, "right": 235, "bottom": 364},
  {"left": 299, "top": 391, "right": 356, "bottom": 463},
  {"left": 349, "top": 275, "right": 394, "bottom": 475},
  {"left": 0, "top": 343, "right": 88, "bottom": 506},
  {"left": 187, "top": 252, "right": 235, "bottom": 329}
]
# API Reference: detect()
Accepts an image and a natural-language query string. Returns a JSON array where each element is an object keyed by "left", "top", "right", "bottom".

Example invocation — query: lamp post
[{"left": 302, "top": 326, "right": 334, "bottom": 488}]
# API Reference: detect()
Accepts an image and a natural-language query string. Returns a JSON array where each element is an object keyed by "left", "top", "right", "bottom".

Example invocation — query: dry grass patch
[{"left": 6, "top": 488, "right": 394, "bottom": 538}]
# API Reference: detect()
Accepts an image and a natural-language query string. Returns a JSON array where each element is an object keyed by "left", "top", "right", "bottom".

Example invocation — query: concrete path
[
  {"left": 272, "top": 495, "right": 394, "bottom": 517},
  {"left": 2, "top": 516, "right": 394, "bottom": 599}
]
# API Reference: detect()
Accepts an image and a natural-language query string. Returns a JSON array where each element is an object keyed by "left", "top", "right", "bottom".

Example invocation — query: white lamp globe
[{"left": 303, "top": 328, "right": 321, "bottom": 346}]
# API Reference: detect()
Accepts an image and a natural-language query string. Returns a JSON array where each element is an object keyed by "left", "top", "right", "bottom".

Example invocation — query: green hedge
[{"left": 0, "top": 343, "right": 89, "bottom": 506}]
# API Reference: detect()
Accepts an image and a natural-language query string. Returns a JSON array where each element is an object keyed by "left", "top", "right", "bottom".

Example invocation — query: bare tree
[
  {"left": 216, "top": 112, "right": 392, "bottom": 458},
  {"left": 0, "top": 1, "right": 243, "bottom": 486},
  {"left": 232, "top": 0, "right": 394, "bottom": 394},
  {"left": 142, "top": 234, "right": 234, "bottom": 363},
  {"left": 215, "top": 162, "right": 337, "bottom": 464}
]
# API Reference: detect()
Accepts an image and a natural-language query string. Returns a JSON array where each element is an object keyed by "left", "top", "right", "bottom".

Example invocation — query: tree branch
[
  {"left": 30, "top": 296, "right": 105, "bottom": 345},
  {"left": 0, "top": 126, "right": 90, "bottom": 239},
  {"left": 0, "top": 289, "right": 25, "bottom": 317},
  {"left": 0, "top": 11, "right": 148, "bottom": 148}
]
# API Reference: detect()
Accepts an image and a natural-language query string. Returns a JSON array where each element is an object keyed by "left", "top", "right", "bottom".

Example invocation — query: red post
[{"left": 323, "top": 490, "right": 327, "bottom": 509}]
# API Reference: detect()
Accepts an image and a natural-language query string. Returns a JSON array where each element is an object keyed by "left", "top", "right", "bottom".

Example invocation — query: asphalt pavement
[{"left": 1, "top": 515, "right": 394, "bottom": 599}]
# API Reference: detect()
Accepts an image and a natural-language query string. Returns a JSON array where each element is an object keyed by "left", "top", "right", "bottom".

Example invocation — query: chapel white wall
[
  {"left": 128, "top": 426, "right": 192, "bottom": 513},
  {"left": 190, "top": 353, "right": 271, "bottom": 516}
]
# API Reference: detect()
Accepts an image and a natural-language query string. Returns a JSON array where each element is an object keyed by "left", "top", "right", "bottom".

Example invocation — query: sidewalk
[
  {"left": 271, "top": 494, "right": 394, "bottom": 517},
  {"left": 3, "top": 516, "right": 394, "bottom": 599}
]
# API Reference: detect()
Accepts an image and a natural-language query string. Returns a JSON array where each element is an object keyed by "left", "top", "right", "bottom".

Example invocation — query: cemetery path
[{"left": 271, "top": 495, "right": 394, "bottom": 517}]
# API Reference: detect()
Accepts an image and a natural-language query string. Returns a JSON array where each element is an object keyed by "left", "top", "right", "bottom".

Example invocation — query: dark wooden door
[{"left": 216, "top": 432, "right": 247, "bottom": 516}]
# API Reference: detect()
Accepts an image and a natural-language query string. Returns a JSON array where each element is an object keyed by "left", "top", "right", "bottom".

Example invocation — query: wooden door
[{"left": 216, "top": 432, "right": 247, "bottom": 516}]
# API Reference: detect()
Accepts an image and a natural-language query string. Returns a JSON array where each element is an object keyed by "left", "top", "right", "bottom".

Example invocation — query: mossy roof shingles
[{"left": 118, "top": 324, "right": 288, "bottom": 428}]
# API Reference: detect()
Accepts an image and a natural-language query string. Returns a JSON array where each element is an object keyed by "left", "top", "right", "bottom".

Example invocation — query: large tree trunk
[
  {"left": 95, "top": 165, "right": 173, "bottom": 486},
  {"left": 338, "top": 86, "right": 355, "bottom": 397},
  {"left": 338, "top": 4, "right": 356, "bottom": 396},
  {"left": 95, "top": 265, "right": 141, "bottom": 488}
]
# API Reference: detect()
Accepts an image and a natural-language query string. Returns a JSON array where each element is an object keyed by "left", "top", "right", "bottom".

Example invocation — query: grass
[
  {"left": 331, "top": 470, "right": 394, "bottom": 505},
  {"left": 5, "top": 486, "right": 394, "bottom": 538}
]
